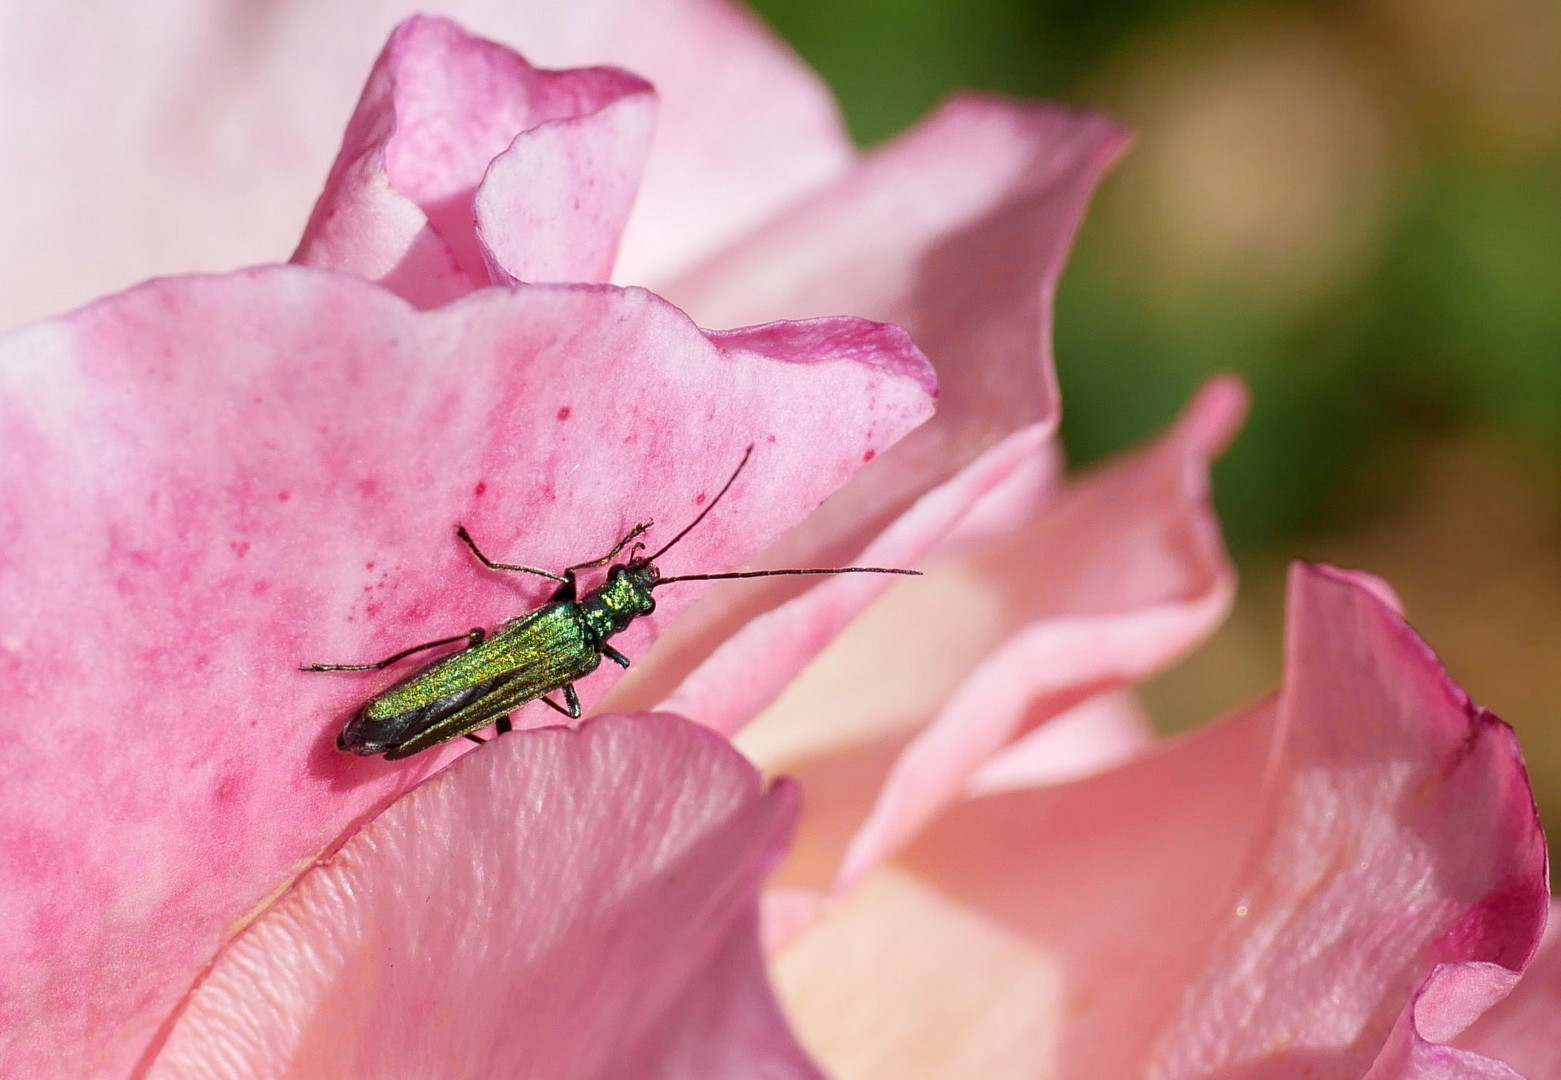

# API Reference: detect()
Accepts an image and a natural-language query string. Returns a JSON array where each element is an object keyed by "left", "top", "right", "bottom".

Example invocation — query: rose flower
[{"left": 1, "top": 5, "right": 1554, "bottom": 1078}]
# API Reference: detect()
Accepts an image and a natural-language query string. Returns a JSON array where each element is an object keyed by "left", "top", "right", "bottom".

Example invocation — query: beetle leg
[
  {"left": 495, "top": 715, "right": 513, "bottom": 735},
  {"left": 539, "top": 683, "right": 584, "bottom": 719},
  {"left": 456, "top": 525, "right": 567, "bottom": 582},
  {"left": 464, "top": 733, "right": 486, "bottom": 745},
  {"left": 303, "top": 627, "right": 485, "bottom": 672},
  {"left": 601, "top": 644, "right": 631, "bottom": 669},
  {"left": 566, "top": 521, "right": 654, "bottom": 573}
]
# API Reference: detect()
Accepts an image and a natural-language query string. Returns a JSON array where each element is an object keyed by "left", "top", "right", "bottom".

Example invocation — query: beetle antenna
[
  {"left": 655, "top": 566, "right": 921, "bottom": 586},
  {"left": 644, "top": 444, "right": 754, "bottom": 563}
]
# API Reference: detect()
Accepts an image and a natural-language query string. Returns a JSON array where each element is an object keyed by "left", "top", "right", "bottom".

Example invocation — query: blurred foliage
[
  {"left": 749, "top": 0, "right": 1561, "bottom": 839},
  {"left": 750, "top": 0, "right": 1561, "bottom": 551}
]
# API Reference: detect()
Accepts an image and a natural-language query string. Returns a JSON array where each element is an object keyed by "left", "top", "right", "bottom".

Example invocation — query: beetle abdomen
[{"left": 338, "top": 673, "right": 513, "bottom": 756}]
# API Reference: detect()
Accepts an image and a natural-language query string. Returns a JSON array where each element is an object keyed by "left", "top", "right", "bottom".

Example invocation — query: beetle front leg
[
  {"left": 601, "top": 645, "right": 631, "bottom": 669},
  {"left": 566, "top": 522, "right": 653, "bottom": 574}
]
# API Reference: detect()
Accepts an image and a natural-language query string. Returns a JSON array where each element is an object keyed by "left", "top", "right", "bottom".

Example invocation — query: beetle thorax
[{"left": 580, "top": 563, "right": 657, "bottom": 642}]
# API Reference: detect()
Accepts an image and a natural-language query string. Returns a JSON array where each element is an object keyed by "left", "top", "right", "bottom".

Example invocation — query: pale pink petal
[
  {"left": 651, "top": 423, "right": 1055, "bottom": 732},
  {"left": 775, "top": 564, "right": 1547, "bottom": 1080},
  {"left": 837, "top": 376, "right": 1245, "bottom": 887},
  {"left": 293, "top": 16, "right": 655, "bottom": 305},
  {"left": 1361, "top": 969, "right": 1530, "bottom": 1080},
  {"left": 146, "top": 713, "right": 821, "bottom": 1079},
  {"left": 666, "top": 97, "right": 1126, "bottom": 559},
  {"left": 0, "top": 267, "right": 931, "bottom": 1077},
  {"left": 0, "top": 0, "right": 848, "bottom": 333},
  {"left": 476, "top": 88, "right": 657, "bottom": 285},
  {"left": 1455, "top": 902, "right": 1561, "bottom": 1079}
]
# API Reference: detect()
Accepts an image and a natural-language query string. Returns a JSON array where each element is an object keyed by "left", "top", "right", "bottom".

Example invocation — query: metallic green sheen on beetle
[{"left": 306, "top": 448, "right": 919, "bottom": 760}]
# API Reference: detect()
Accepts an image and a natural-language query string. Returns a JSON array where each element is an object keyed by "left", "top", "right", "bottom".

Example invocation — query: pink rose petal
[
  {"left": 476, "top": 88, "right": 657, "bottom": 286},
  {"left": 1453, "top": 901, "right": 1561, "bottom": 1079},
  {"left": 1141, "top": 563, "right": 1548, "bottom": 1077},
  {"left": 145, "top": 713, "right": 820, "bottom": 1079},
  {"left": 965, "top": 689, "right": 1157, "bottom": 794},
  {"left": 293, "top": 16, "right": 655, "bottom": 305},
  {"left": 0, "top": 266, "right": 932, "bottom": 1077},
  {"left": 651, "top": 422, "right": 1054, "bottom": 732},
  {"left": 775, "top": 564, "right": 1546, "bottom": 1079},
  {"left": 667, "top": 97, "right": 1126, "bottom": 548},
  {"left": 0, "top": 0, "right": 849, "bottom": 333},
  {"left": 616, "top": 102, "right": 1126, "bottom": 726},
  {"left": 837, "top": 376, "right": 1244, "bottom": 887}
]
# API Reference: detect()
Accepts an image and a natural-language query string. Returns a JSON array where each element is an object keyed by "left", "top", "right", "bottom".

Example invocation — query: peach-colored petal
[
  {"left": 776, "top": 698, "right": 1275, "bottom": 1080},
  {"left": 774, "top": 564, "right": 1547, "bottom": 1080},
  {"left": 293, "top": 16, "right": 655, "bottom": 305},
  {"left": 146, "top": 713, "right": 820, "bottom": 1079},
  {"left": 0, "top": 267, "right": 931, "bottom": 1077},
  {"left": 966, "top": 689, "right": 1156, "bottom": 794},
  {"left": 0, "top": 0, "right": 848, "bottom": 333},
  {"left": 837, "top": 376, "right": 1244, "bottom": 887},
  {"left": 1454, "top": 902, "right": 1561, "bottom": 1079},
  {"left": 763, "top": 885, "right": 832, "bottom": 955}
]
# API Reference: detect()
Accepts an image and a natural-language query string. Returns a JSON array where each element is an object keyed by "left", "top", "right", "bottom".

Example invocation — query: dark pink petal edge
[{"left": 1148, "top": 563, "right": 1549, "bottom": 1077}]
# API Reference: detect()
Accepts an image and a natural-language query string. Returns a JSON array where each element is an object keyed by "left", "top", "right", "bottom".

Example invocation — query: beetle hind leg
[
  {"left": 539, "top": 683, "right": 583, "bottom": 719},
  {"left": 303, "top": 627, "right": 485, "bottom": 672}
]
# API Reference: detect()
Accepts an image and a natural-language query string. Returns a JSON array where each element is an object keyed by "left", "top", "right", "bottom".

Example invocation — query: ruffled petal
[
  {"left": 476, "top": 87, "right": 657, "bottom": 286},
  {"left": 773, "top": 565, "right": 1547, "bottom": 1080},
  {"left": 145, "top": 713, "right": 820, "bottom": 1079},
  {"left": 293, "top": 16, "right": 655, "bottom": 305},
  {"left": 0, "top": 266, "right": 932, "bottom": 1077},
  {"left": 0, "top": 0, "right": 849, "bottom": 333},
  {"left": 1454, "top": 902, "right": 1561, "bottom": 1079}
]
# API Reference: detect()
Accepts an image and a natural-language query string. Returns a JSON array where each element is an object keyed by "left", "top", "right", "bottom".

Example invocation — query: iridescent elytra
[{"left": 305, "top": 446, "right": 919, "bottom": 760}]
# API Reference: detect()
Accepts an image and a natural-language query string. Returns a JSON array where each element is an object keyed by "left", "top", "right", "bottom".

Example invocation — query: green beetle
[{"left": 307, "top": 447, "right": 918, "bottom": 759}]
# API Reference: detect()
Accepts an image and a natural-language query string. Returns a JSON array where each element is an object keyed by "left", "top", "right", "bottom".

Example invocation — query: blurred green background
[{"left": 749, "top": 0, "right": 1561, "bottom": 843}]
